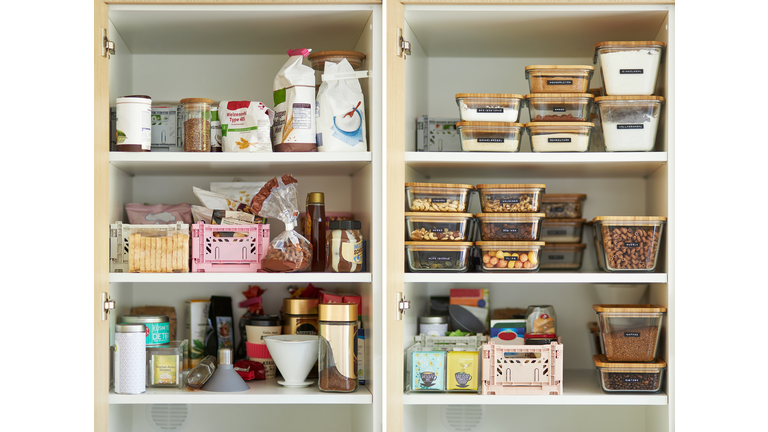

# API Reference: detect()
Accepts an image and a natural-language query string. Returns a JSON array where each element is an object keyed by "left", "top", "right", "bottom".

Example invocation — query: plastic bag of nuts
[{"left": 250, "top": 175, "right": 312, "bottom": 272}]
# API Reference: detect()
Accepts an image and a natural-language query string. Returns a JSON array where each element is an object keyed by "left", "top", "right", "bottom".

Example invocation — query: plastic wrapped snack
[
  {"left": 250, "top": 175, "right": 312, "bottom": 272},
  {"left": 193, "top": 186, "right": 253, "bottom": 213}
]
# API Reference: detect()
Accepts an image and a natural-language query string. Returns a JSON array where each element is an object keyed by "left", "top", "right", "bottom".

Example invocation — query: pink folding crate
[
  {"left": 191, "top": 221, "right": 270, "bottom": 272},
  {"left": 481, "top": 340, "right": 563, "bottom": 395}
]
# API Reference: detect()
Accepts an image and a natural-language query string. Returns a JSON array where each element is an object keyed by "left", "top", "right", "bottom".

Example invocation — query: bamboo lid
[
  {"left": 543, "top": 218, "right": 587, "bottom": 225},
  {"left": 476, "top": 184, "right": 546, "bottom": 189},
  {"left": 595, "top": 96, "right": 665, "bottom": 103},
  {"left": 525, "top": 122, "right": 594, "bottom": 128},
  {"left": 542, "top": 193, "right": 587, "bottom": 202},
  {"left": 593, "top": 354, "right": 666, "bottom": 369},
  {"left": 405, "top": 241, "right": 473, "bottom": 247},
  {"left": 475, "top": 241, "right": 545, "bottom": 247},
  {"left": 180, "top": 98, "right": 213, "bottom": 104},
  {"left": 592, "top": 304, "right": 667, "bottom": 313},
  {"left": 456, "top": 122, "right": 524, "bottom": 128},
  {"left": 543, "top": 243, "right": 586, "bottom": 250},
  {"left": 307, "top": 50, "right": 366, "bottom": 60},
  {"left": 595, "top": 41, "right": 666, "bottom": 49},
  {"left": 525, "top": 65, "right": 594, "bottom": 71},
  {"left": 525, "top": 93, "right": 594, "bottom": 99},
  {"left": 475, "top": 213, "right": 545, "bottom": 218},
  {"left": 455, "top": 93, "right": 524, "bottom": 99},
  {"left": 592, "top": 216, "right": 667, "bottom": 222},
  {"left": 404, "top": 212, "right": 473, "bottom": 218},
  {"left": 405, "top": 182, "right": 475, "bottom": 190}
]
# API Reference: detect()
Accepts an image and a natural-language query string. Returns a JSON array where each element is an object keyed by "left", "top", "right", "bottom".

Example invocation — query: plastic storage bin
[
  {"left": 405, "top": 242, "right": 472, "bottom": 272},
  {"left": 476, "top": 184, "right": 546, "bottom": 213},
  {"left": 593, "top": 216, "right": 666, "bottom": 272},
  {"left": 593, "top": 41, "right": 666, "bottom": 96},
  {"left": 540, "top": 218, "right": 586, "bottom": 243},
  {"left": 525, "top": 65, "right": 594, "bottom": 93},
  {"left": 594, "top": 354, "right": 666, "bottom": 393},
  {"left": 109, "top": 222, "right": 190, "bottom": 273},
  {"left": 405, "top": 183, "right": 475, "bottom": 212},
  {"left": 595, "top": 96, "right": 664, "bottom": 152},
  {"left": 526, "top": 122, "right": 593, "bottom": 152},
  {"left": 405, "top": 212, "right": 473, "bottom": 241},
  {"left": 541, "top": 193, "right": 587, "bottom": 219},
  {"left": 540, "top": 243, "right": 586, "bottom": 270},
  {"left": 190, "top": 221, "right": 270, "bottom": 273},
  {"left": 525, "top": 93, "right": 594, "bottom": 122},
  {"left": 455, "top": 93, "right": 524, "bottom": 122},
  {"left": 476, "top": 241, "right": 544, "bottom": 272},
  {"left": 480, "top": 340, "right": 563, "bottom": 395},
  {"left": 593, "top": 304, "right": 667, "bottom": 362},
  {"left": 456, "top": 122, "right": 524, "bottom": 152},
  {"left": 406, "top": 334, "right": 487, "bottom": 393},
  {"left": 476, "top": 213, "right": 544, "bottom": 241}
]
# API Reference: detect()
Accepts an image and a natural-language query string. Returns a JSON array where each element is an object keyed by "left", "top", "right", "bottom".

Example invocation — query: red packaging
[
  {"left": 233, "top": 360, "right": 266, "bottom": 381},
  {"left": 318, "top": 290, "right": 344, "bottom": 304}
]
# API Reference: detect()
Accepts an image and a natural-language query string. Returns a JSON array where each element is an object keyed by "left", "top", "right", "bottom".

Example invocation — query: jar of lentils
[{"left": 180, "top": 98, "right": 213, "bottom": 152}]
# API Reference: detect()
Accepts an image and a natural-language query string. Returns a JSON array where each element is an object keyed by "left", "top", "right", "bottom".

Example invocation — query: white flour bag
[
  {"left": 272, "top": 48, "right": 317, "bottom": 152},
  {"left": 316, "top": 59, "right": 368, "bottom": 152},
  {"left": 218, "top": 101, "right": 274, "bottom": 152}
]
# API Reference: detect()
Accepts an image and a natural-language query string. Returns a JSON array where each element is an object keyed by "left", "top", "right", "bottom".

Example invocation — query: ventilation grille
[
  {"left": 441, "top": 405, "right": 485, "bottom": 432},
  {"left": 146, "top": 404, "right": 191, "bottom": 432}
]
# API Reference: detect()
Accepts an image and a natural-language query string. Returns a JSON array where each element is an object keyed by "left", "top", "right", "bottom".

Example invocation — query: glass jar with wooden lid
[
  {"left": 593, "top": 41, "right": 666, "bottom": 96},
  {"left": 454, "top": 93, "right": 524, "bottom": 122},
  {"left": 524, "top": 65, "right": 594, "bottom": 93},
  {"left": 180, "top": 98, "right": 213, "bottom": 152}
]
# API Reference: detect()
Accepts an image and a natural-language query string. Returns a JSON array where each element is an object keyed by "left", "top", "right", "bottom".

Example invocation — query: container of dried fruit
[
  {"left": 539, "top": 243, "right": 586, "bottom": 270},
  {"left": 594, "top": 355, "right": 666, "bottom": 393},
  {"left": 476, "top": 241, "right": 544, "bottom": 272},
  {"left": 593, "top": 41, "right": 666, "bottom": 96},
  {"left": 307, "top": 50, "right": 366, "bottom": 71},
  {"left": 524, "top": 65, "right": 594, "bottom": 93},
  {"left": 405, "top": 183, "right": 475, "bottom": 213},
  {"left": 540, "top": 218, "right": 586, "bottom": 243},
  {"left": 526, "top": 122, "right": 594, "bottom": 152},
  {"left": 405, "top": 213, "right": 473, "bottom": 242},
  {"left": 593, "top": 216, "right": 667, "bottom": 272},
  {"left": 592, "top": 304, "right": 667, "bottom": 363},
  {"left": 456, "top": 122, "right": 524, "bottom": 152},
  {"left": 525, "top": 93, "right": 594, "bottom": 122},
  {"left": 475, "top": 184, "right": 546, "bottom": 213},
  {"left": 595, "top": 96, "right": 664, "bottom": 152},
  {"left": 455, "top": 93, "right": 524, "bottom": 122},
  {"left": 475, "top": 213, "right": 545, "bottom": 241},
  {"left": 405, "top": 242, "right": 472, "bottom": 272},
  {"left": 541, "top": 193, "right": 587, "bottom": 218}
]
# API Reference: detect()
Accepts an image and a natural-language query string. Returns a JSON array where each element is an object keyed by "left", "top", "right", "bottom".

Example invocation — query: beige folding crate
[
  {"left": 110, "top": 221, "right": 190, "bottom": 273},
  {"left": 480, "top": 340, "right": 563, "bottom": 395}
]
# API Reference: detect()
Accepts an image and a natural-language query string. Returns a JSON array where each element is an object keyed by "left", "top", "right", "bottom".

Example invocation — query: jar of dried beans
[
  {"left": 180, "top": 98, "right": 213, "bottom": 152},
  {"left": 318, "top": 303, "right": 358, "bottom": 392}
]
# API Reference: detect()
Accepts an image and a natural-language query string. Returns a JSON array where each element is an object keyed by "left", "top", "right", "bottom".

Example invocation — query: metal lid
[
  {"left": 318, "top": 303, "right": 358, "bottom": 322},
  {"left": 218, "top": 348, "right": 233, "bottom": 365},
  {"left": 282, "top": 298, "right": 319, "bottom": 315},
  {"left": 245, "top": 315, "right": 281, "bottom": 327},
  {"left": 117, "top": 95, "right": 151, "bottom": 100},
  {"left": 115, "top": 323, "right": 146, "bottom": 333},
  {"left": 419, "top": 316, "right": 449, "bottom": 324},
  {"left": 329, "top": 220, "right": 362, "bottom": 230},
  {"left": 122, "top": 315, "right": 169, "bottom": 324},
  {"left": 307, "top": 192, "right": 325, "bottom": 204}
]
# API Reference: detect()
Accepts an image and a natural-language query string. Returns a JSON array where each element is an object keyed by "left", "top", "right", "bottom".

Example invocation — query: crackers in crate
[{"left": 110, "top": 222, "right": 190, "bottom": 273}]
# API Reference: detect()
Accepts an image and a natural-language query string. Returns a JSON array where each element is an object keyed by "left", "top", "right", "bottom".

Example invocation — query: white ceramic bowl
[
  {"left": 593, "top": 284, "right": 648, "bottom": 304},
  {"left": 264, "top": 335, "right": 319, "bottom": 387}
]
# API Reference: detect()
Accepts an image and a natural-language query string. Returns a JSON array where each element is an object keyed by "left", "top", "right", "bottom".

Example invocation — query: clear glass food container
[
  {"left": 476, "top": 184, "right": 546, "bottom": 213},
  {"left": 593, "top": 304, "right": 667, "bottom": 362},
  {"left": 405, "top": 183, "right": 475, "bottom": 212},
  {"left": 405, "top": 212, "right": 473, "bottom": 241},
  {"left": 526, "top": 122, "right": 593, "bottom": 152},
  {"left": 476, "top": 241, "right": 544, "bottom": 272},
  {"left": 455, "top": 93, "right": 524, "bottom": 122},
  {"left": 595, "top": 96, "right": 664, "bottom": 152},
  {"left": 588, "top": 220, "right": 606, "bottom": 271},
  {"left": 540, "top": 218, "right": 586, "bottom": 243},
  {"left": 180, "top": 98, "right": 213, "bottom": 152},
  {"left": 593, "top": 41, "right": 666, "bottom": 96},
  {"left": 525, "top": 65, "right": 594, "bottom": 93},
  {"left": 405, "top": 241, "right": 472, "bottom": 272},
  {"left": 540, "top": 243, "right": 586, "bottom": 270},
  {"left": 456, "top": 122, "right": 524, "bottom": 152},
  {"left": 593, "top": 216, "right": 667, "bottom": 272},
  {"left": 525, "top": 93, "right": 594, "bottom": 122},
  {"left": 475, "top": 213, "right": 544, "bottom": 241},
  {"left": 541, "top": 193, "right": 587, "bottom": 218},
  {"left": 594, "top": 355, "right": 665, "bottom": 393}
]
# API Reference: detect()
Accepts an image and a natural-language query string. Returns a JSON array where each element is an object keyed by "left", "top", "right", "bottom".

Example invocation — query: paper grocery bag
[{"left": 316, "top": 59, "right": 367, "bottom": 152}]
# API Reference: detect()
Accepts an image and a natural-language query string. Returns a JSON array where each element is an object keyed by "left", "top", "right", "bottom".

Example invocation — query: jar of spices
[
  {"left": 180, "top": 98, "right": 213, "bottom": 152},
  {"left": 281, "top": 298, "right": 319, "bottom": 336},
  {"left": 318, "top": 303, "right": 358, "bottom": 392},
  {"left": 328, "top": 220, "right": 363, "bottom": 272},
  {"left": 418, "top": 316, "right": 449, "bottom": 336}
]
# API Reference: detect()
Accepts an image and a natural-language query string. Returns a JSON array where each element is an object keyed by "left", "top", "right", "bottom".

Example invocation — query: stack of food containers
[
  {"left": 454, "top": 94, "right": 525, "bottom": 152},
  {"left": 475, "top": 184, "right": 546, "bottom": 272},
  {"left": 523, "top": 65, "right": 595, "bottom": 152},
  {"left": 593, "top": 41, "right": 666, "bottom": 152},
  {"left": 539, "top": 194, "right": 587, "bottom": 270},
  {"left": 592, "top": 304, "right": 667, "bottom": 393},
  {"left": 404, "top": 183, "right": 475, "bottom": 272}
]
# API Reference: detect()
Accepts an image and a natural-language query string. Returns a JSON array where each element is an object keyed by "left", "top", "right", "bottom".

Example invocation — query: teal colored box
[{"left": 411, "top": 350, "right": 446, "bottom": 391}]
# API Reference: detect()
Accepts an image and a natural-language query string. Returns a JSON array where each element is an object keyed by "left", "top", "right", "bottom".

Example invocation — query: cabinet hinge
[
  {"left": 102, "top": 292, "right": 115, "bottom": 321},
  {"left": 101, "top": 28, "right": 115, "bottom": 59},
  {"left": 396, "top": 28, "right": 411, "bottom": 60},
  {"left": 396, "top": 292, "right": 410, "bottom": 321}
]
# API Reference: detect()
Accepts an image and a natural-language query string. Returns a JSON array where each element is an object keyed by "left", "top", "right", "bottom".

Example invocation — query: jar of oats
[{"left": 180, "top": 98, "right": 213, "bottom": 152}]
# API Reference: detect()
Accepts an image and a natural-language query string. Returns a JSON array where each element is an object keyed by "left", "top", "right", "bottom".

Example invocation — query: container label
[
  {"left": 502, "top": 228, "right": 518, "bottom": 233},
  {"left": 431, "top": 228, "right": 446, "bottom": 233},
  {"left": 291, "top": 103, "right": 312, "bottom": 129},
  {"left": 477, "top": 108, "right": 504, "bottom": 113},
  {"left": 504, "top": 255, "right": 519, "bottom": 261},
  {"left": 553, "top": 107, "right": 566, "bottom": 112},
  {"left": 548, "top": 255, "right": 564, "bottom": 260},
  {"left": 547, "top": 230, "right": 567, "bottom": 235},
  {"left": 551, "top": 206, "right": 565, "bottom": 213},
  {"left": 428, "top": 256, "right": 452, "bottom": 261},
  {"left": 548, "top": 138, "right": 571, "bottom": 143},
  {"left": 624, "top": 377, "right": 641, "bottom": 382},
  {"left": 431, "top": 198, "right": 447, "bottom": 203},
  {"left": 478, "top": 138, "right": 504, "bottom": 143},
  {"left": 146, "top": 322, "right": 170, "bottom": 346},
  {"left": 624, "top": 242, "right": 640, "bottom": 248},
  {"left": 501, "top": 198, "right": 520, "bottom": 204},
  {"left": 620, "top": 69, "right": 644, "bottom": 74},
  {"left": 618, "top": 124, "right": 644, "bottom": 130},
  {"left": 547, "top": 80, "right": 573, "bottom": 85},
  {"left": 624, "top": 332, "right": 641, "bottom": 337},
  {"left": 216, "top": 317, "right": 234, "bottom": 348}
]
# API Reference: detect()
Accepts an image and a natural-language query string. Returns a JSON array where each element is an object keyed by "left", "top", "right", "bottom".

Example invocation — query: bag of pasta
[{"left": 250, "top": 175, "right": 312, "bottom": 272}]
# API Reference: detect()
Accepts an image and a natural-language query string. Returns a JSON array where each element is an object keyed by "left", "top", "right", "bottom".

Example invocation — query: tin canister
[
  {"left": 114, "top": 323, "right": 147, "bottom": 394},
  {"left": 282, "top": 298, "right": 319, "bottom": 336},
  {"left": 116, "top": 95, "right": 152, "bottom": 152},
  {"left": 122, "top": 315, "right": 170, "bottom": 346}
]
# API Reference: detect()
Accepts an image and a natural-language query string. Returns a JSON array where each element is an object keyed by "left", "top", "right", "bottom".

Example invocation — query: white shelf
[
  {"left": 110, "top": 378, "right": 372, "bottom": 405},
  {"left": 110, "top": 272, "right": 372, "bottom": 284},
  {"left": 405, "top": 152, "right": 667, "bottom": 179},
  {"left": 404, "top": 272, "right": 667, "bottom": 284},
  {"left": 403, "top": 369, "right": 667, "bottom": 406},
  {"left": 109, "top": 151, "right": 372, "bottom": 176}
]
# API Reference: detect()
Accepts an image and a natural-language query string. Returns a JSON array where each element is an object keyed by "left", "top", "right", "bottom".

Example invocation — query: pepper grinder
[{"left": 201, "top": 348, "right": 249, "bottom": 392}]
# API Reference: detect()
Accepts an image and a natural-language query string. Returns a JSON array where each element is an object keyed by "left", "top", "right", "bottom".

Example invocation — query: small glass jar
[
  {"left": 328, "top": 220, "right": 363, "bottom": 272},
  {"left": 419, "top": 316, "right": 449, "bottom": 336},
  {"left": 318, "top": 303, "right": 359, "bottom": 392},
  {"left": 180, "top": 98, "right": 213, "bottom": 152},
  {"left": 525, "top": 305, "right": 557, "bottom": 335}
]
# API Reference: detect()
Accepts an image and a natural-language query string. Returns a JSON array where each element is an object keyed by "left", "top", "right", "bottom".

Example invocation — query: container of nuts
[
  {"left": 405, "top": 242, "right": 472, "bottom": 272},
  {"left": 593, "top": 304, "right": 666, "bottom": 363},
  {"left": 593, "top": 354, "right": 666, "bottom": 393},
  {"left": 476, "top": 184, "right": 546, "bottom": 213},
  {"left": 405, "top": 212, "right": 472, "bottom": 242},
  {"left": 540, "top": 218, "right": 586, "bottom": 243},
  {"left": 541, "top": 194, "right": 586, "bottom": 218},
  {"left": 405, "top": 183, "right": 475, "bottom": 212},
  {"left": 476, "top": 213, "right": 544, "bottom": 241},
  {"left": 476, "top": 241, "right": 544, "bottom": 272},
  {"left": 593, "top": 216, "right": 666, "bottom": 272}
]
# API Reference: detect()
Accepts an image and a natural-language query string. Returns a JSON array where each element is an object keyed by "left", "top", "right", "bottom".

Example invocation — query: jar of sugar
[
  {"left": 594, "top": 96, "right": 664, "bottom": 152},
  {"left": 594, "top": 41, "right": 666, "bottom": 96}
]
